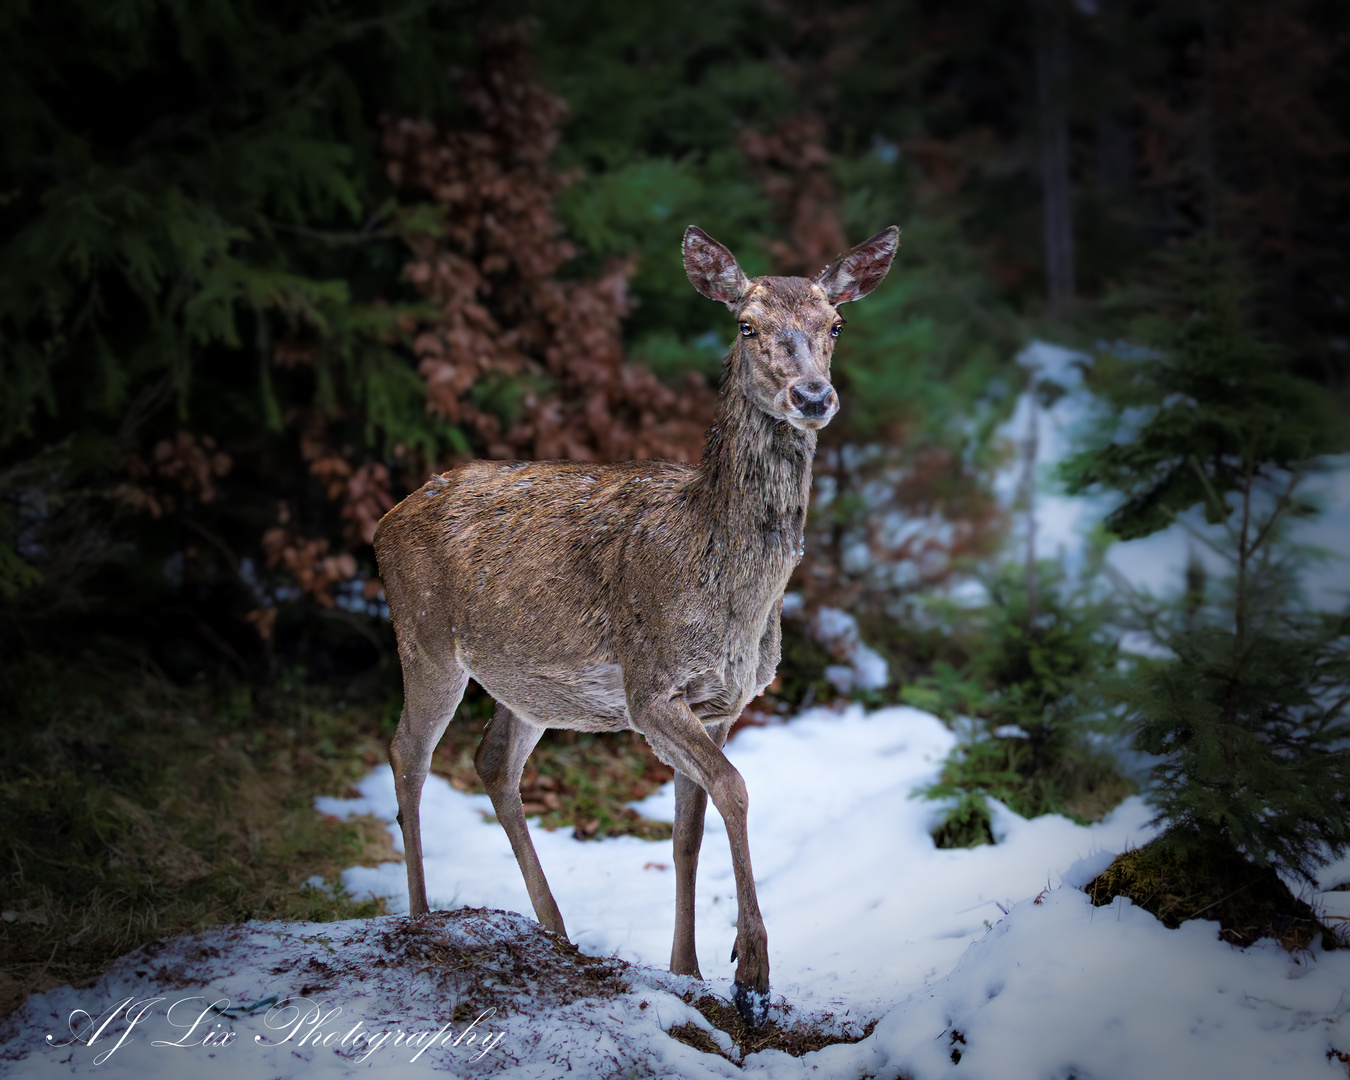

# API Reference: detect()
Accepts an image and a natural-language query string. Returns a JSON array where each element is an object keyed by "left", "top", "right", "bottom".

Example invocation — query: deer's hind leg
[
  {"left": 390, "top": 653, "right": 469, "bottom": 917},
  {"left": 475, "top": 703, "right": 568, "bottom": 938}
]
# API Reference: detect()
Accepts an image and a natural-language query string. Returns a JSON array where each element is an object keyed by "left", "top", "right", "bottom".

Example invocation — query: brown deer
[{"left": 373, "top": 224, "right": 898, "bottom": 1025}]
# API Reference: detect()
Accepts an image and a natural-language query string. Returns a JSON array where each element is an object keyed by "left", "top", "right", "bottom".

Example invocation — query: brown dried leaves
[
  {"left": 115, "top": 432, "right": 233, "bottom": 518},
  {"left": 385, "top": 30, "right": 715, "bottom": 467},
  {"left": 740, "top": 114, "right": 848, "bottom": 277}
]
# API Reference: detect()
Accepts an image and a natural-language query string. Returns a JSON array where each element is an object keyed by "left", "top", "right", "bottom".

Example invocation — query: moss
[
  {"left": 930, "top": 791, "right": 996, "bottom": 849},
  {"left": 1083, "top": 833, "right": 1339, "bottom": 951},
  {"left": 924, "top": 736, "right": 1136, "bottom": 849}
]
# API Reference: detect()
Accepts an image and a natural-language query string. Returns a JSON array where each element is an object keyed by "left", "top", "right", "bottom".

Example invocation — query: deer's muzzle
[{"left": 786, "top": 378, "right": 838, "bottom": 427}]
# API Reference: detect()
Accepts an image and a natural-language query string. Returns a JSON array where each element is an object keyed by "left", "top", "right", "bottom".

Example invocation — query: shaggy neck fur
[{"left": 687, "top": 346, "right": 816, "bottom": 558}]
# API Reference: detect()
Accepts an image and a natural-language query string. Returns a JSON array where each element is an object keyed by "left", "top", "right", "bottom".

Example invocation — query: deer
[{"left": 373, "top": 224, "right": 898, "bottom": 1026}]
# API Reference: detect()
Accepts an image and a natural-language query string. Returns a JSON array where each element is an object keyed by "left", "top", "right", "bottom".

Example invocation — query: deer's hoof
[{"left": 732, "top": 982, "right": 770, "bottom": 1028}]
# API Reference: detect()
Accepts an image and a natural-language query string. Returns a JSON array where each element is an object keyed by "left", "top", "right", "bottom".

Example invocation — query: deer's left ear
[{"left": 815, "top": 226, "right": 899, "bottom": 305}]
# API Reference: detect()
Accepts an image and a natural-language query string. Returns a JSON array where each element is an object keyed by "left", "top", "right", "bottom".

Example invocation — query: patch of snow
[
  {"left": 850, "top": 645, "right": 889, "bottom": 693},
  {"left": 823, "top": 664, "right": 857, "bottom": 694},
  {"left": 1016, "top": 339, "right": 1089, "bottom": 389},
  {"left": 875, "top": 888, "right": 1350, "bottom": 1080},
  {"left": 811, "top": 607, "right": 890, "bottom": 692}
]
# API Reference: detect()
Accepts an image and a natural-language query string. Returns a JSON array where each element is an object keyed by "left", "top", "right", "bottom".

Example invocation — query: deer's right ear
[{"left": 684, "top": 227, "right": 751, "bottom": 310}]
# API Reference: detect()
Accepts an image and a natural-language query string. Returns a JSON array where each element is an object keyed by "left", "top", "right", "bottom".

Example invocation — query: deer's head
[{"left": 683, "top": 226, "right": 899, "bottom": 432}]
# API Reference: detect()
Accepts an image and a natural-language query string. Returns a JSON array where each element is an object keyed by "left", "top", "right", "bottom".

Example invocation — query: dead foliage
[
  {"left": 114, "top": 431, "right": 233, "bottom": 518},
  {"left": 1084, "top": 837, "right": 1340, "bottom": 951},
  {"left": 384, "top": 28, "right": 716, "bottom": 467},
  {"left": 740, "top": 114, "right": 847, "bottom": 276},
  {"left": 295, "top": 411, "right": 396, "bottom": 548},
  {"left": 666, "top": 992, "right": 877, "bottom": 1063},
  {"left": 260, "top": 522, "right": 358, "bottom": 609},
  {"left": 246, "top": 413, "right": 391, "bottom": 618}
]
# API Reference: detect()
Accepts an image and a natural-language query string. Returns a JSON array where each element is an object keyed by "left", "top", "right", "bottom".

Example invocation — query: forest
[{"left": 1, "top": 0, "right": 1348, "bottom": 1049}]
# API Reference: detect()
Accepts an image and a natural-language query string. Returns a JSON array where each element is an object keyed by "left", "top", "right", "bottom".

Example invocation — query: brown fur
[{"left": 374, "top": 224, "right": 898, "bottom": 1025}]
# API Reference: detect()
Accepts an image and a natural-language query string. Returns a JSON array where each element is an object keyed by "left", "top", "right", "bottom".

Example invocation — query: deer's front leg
[
  {"left": 670, "top": 771, "right": 707, "bottom": 978},
  {"left": 631, "top": 695, "right": 769, "bottom": 1027},
  {"left": 670, "top": 719, "right": 732, "bottom": 979}
]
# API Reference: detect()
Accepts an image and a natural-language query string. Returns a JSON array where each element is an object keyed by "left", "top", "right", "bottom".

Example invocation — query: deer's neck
[{"left": 688, "top": 374, "right": 815, "bottom": 564}]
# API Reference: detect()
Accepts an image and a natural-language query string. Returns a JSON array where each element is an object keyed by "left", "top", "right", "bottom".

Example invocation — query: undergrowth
[
  {"left": 904, "top": 558, "right": 1136, "bottom": 847},
  {"left": 0, "top": 655, "right": 413, "bottom": 1016},
  {"left": 0, "top": 660, "right": 678, "bottom": 1018}
]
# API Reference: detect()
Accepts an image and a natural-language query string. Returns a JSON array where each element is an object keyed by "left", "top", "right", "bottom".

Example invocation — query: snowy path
[{"left": 5, "top": 703, "right": 1349, "bottom": 1079}]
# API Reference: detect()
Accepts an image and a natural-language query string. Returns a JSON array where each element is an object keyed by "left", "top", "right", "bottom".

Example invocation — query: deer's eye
[
  {"left": 739, "top": 322, "right": 757, "bottom": 337},
  {"left": 830, "top": 323, "right": 843, "bottom": 339}
]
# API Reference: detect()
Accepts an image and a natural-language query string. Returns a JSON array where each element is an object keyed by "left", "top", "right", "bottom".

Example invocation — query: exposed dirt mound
[
  {"left": 234, "top": 907, "right": 633, "bottom": 1020},
  {"left": 372, "top": 908, "right": 630, "bottom": 1016},
  {"left": 666, "top": 992, "right": 877, "bottom": 1064}
]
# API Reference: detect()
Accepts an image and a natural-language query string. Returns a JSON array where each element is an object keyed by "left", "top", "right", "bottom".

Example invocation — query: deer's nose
[{"left": 789, "top": 379, "right": 836, "bottom": 418}]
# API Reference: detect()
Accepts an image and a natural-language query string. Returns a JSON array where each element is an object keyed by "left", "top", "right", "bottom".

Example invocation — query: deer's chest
[{"left": 673, "top": 579, "right": 786, "bottom": 720}]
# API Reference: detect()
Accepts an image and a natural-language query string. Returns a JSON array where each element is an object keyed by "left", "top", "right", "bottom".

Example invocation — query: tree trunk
[{"left": 1035, "top": 0, "right": 1075, "bottom": 315}]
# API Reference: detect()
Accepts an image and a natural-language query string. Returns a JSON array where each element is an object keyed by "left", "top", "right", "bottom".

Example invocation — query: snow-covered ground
[{"left": 5, "top": 704, "right": 1350, "bottom": 1079}]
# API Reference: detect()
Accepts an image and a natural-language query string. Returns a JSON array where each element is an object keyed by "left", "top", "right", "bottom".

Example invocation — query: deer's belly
[
  {"left": 465, "top": 658, "right": 634, "bottom": 733},
  {"left": 460, "top": 649, "right": 762, "bottom": 733}
]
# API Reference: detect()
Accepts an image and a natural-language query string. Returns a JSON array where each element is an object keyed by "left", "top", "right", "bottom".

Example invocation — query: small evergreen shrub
[
  {"left": 907, "top": 556, "right": 1134, "bottom": 846},
  {"left": 1062, "top": 238, "right": 1350, "bottom": 884}
]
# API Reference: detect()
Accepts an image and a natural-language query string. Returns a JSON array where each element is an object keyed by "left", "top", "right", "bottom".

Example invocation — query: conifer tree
[
  {"left": 0, "top": 0, "right": 479, "bottom": 671},
  {"left": 1061, "top": 239, "right": 1350, "bottom": 882}
]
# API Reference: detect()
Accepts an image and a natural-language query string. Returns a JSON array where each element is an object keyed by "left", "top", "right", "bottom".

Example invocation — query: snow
[
  {"left": 7, "top": 705, "right": 1350, "bottom": 1078},
  {"left": 811, "top": 606, "right": 889, "bottom": 694}
]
